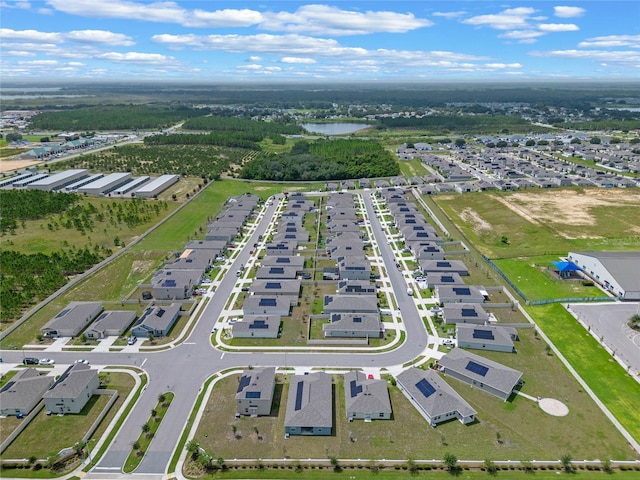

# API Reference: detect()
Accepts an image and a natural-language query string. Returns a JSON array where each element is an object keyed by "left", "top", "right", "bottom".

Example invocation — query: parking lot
[{"left": 569, "top": 302, "right": 640, "bottom": 377}]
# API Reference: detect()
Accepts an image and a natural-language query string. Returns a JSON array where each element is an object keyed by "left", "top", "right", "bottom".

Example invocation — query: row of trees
[
  {"left": 54, "top": 144, "right": 240, "bottom": 180},
  {"left": 240, "top": 139, "right": 400, "bottom": 181},
  {"left": 28, "top": 105, "right": 202, "bottom": 131},
  {"left": 378, "top": 114, "right": 538, "bottom": 134},
  {"left": 0, "top": 190, "right": 79, "bottom": 234},
  {"left": 144, "top": 131, "right": 265, "bottom": 150},
  {"left": 181, "top": 114, "right": 302, "bottom": 135},
  {"left": 1, "top": 248, "right": 108, "bottom": 320}
]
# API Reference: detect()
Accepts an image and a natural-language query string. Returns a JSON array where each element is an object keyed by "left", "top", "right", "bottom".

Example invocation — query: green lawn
[
  {"left": 493, "top": 256, "right": 608, "bottom": 301},
  {"left": 2, "top": 372, "right": 134, "bottom": 459},
  {"left": 396, "top": 158, "right": 429, "bottom": 177},
  {"left": 529, "top": 303, "right": 640, "bottom": 443}
]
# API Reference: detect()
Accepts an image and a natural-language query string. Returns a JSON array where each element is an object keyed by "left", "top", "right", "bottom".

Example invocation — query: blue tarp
[{"left": 552, "top": 261, "right": 581, "bottom": 273}]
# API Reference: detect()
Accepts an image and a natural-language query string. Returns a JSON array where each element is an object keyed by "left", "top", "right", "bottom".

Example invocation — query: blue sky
[{"left": 1, "top": 1, "right": 638, "bottom": 82}]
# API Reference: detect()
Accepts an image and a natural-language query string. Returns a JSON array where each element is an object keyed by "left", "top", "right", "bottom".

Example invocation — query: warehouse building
[
  {"left": 568, "top": 251, "right": 640, "bottom": 300},
  {"left": 63, "top": 174, "right": 104, "bottom": 192},
  {"left": 27, "top": 169, "right": 88, "bottom": 191},
  {"left": 13, "top": 173, "right": 49, "bottom": 188},
  {"left": 134, "top": 174, "right": 179, "bottom": 198},
  {"left": 77, "top": 172, "right": 132, "bottom": 196},
  {"left": 112, "top": 176, "right": 150, "bottom": 196}
]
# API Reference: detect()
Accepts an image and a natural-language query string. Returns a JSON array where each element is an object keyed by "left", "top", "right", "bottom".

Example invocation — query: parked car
[
  {"left": 141, "top": 291, "right": 152, "bottom": 300},
  {"left": 74, "top": 359, "right": 90, "bottom": 365},
  {"left": 23, "top": 357, "right": 39, "bottom": 365},
  {"left": 127, "top": 337, "right": 137, "bottom": 345},
  {"left": 301, "top": 273, "right": 312, "bottom": 279},
  {"left": 39, "top": 358, "right": 55, "bottom": 365}
]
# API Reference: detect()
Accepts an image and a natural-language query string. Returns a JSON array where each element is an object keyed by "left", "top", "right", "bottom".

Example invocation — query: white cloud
[
  {"left": 433, "top": 11, "right": 466, "bottom": 19},
  {"left": 3, "top": 50, "right": 36, "bottom": 57},
  {"left": 66, "top": 30, "right": 134, "bottom": 46},
  {"left": 578, "top": 34, "right": 640, "bottom": 48},
  {"left": 46, "top": 0, "right": 187, "bottom": 23},
  {"left": 248, "top": 56, "right": 262, "bottom": 61},
  {"left": 0, "top": 1, "right": 30, "bottom": 9},
  {"left": 0, "top": 28, "right": 61, "bottom": 42},
  {"left": 187, "top": 8, "right": 263, "bottom": 28},
  {"left": 280, "top": 57, "right": 316, "bottom": 64},
  {"left": 462, "top": 7, "right": 536, "bottom": 30},
  {"left": 499, "top": 30, "right": 545, "bottom": 41},
  {"left": 260, "top": 4, "right": 432, "bottom": 36},
  {"left": 38, "top": 7, "right": 53, "bottom": 14},
  {"left": 531, "top": 49, "right": 640, "bottom": 67},
  {"left": 96, "top": 51, "right": 176, "bottom": 64},
  {"left": 538, "top": 23, "right": 579, "bottom": 32},
  {"left": 18, "top": 59, "right": 59, "bottom": 65},
  {"left": 243, "top": 64, "right": 263, "bottom": 70},
  {"left": 554, "top": 6, "right": 585, "bottom": 18}
]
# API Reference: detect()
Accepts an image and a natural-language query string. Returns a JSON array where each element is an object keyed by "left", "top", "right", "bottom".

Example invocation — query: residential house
[
  {"left": 420, "top": 260, "right": 469, "bottom": 276},
  {"left": 0, "top": 369, "right": 53, "bottom": 416},
  {"left": 323, "top": 295, "right": 378, "bottom": 314},
  {"left": 337, "top": 280, "right": 376, "bottom": 295},
  {"left": 436, "top": 285, "right": 487, "bottom": 304},
  {"left": 256, "top": 266, "right": 299, "bottom": 280},
  {"left": 232, "top": 315, "right": 281, "bottom": 339},
  {"left": 285, "top": 372, "right": 333, "bottom": 436},
  {"left": 344, "top": 371, "right": 392, "bottom": 421},
  {"left": 456, "top": 324, "right": 517, "bottom": 353},
  {"left": 396, "top": 367, "right": 476, "bottom": 426},
  {"left": 151, "top": 269, "right": 201, "bottom": 300},
  {"left": 84, "top": 310, "right": 136, "bottom": 339},
  {"left": 323, "top": 313, "right": 384, "bottom": 338},
  {"left": 261, "top": 256, "right": 305, "bottom": 271},
  {"left": 442, "top": 304, "right": 490, "bottom": 325},
  {"left": 41, "top": 302, "right": 103, "bottom": 338},
  {"left": 249, "top": 280, "right": 301, "bottom": 306},
  {"left": 243, "top": 296, "right": 291, "bottom": 316},
  {"left": 235, "top": 367, "right": 276, "bottom": 416},
  {"left": 43, "top": 364, "right": 100, "bottom": 414},
  {"left": 438, "top": 348, "right": 523, "bottom": 401},
  {"left": 425, "top": 272, "right": 465, "bottom": 289},
  {"left": 338, "top": 257, "right": 371, "bottom": 280},
  {"left": 131, "top": 303, "right": 181, "bottom": 337}
]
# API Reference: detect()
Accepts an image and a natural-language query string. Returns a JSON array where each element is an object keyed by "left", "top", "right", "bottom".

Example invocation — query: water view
[{"left": 299, "top": 122, "right": 372, "bottom": 135}]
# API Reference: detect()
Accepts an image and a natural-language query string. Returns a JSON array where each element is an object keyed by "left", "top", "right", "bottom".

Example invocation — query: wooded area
[
  {"left": 378, "top": 114, "right": 536, "bottom": 133},
  {"left": 0, "top": 190, "right": 79, "bottom": 233},
  {"left": 240, "top": 139, "right": 399, "bottom": 181}
]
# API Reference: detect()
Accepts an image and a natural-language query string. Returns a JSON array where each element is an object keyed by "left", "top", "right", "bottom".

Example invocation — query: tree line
[
  {"left": 378, "top": 114, "right": 536, "bottom": 134},
  {"left": 28, "top": 105, "right": 202, "bottom": 131},
  {"left": 181, "top": 114, "right": 303, "bottom": 135},
  {"left": 0, "top": 190, "right": 79, "bottom": 234},
  {"left": 1, "top": 248, "right": 108, "bottom": 321},
  {"left": 53, "top": 144, "right": 241, "bottom": 181},
  {"left": 240, "top": 139, "right": 399, "bottom": 181}
]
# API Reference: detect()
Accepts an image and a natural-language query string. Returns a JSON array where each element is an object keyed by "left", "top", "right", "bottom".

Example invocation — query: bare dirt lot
[
  {"left": 0, "top": 159, "right": 40, "bottom": 173},
  {"left": 494, "top": 188, "right": 640, "bottom": 238}
]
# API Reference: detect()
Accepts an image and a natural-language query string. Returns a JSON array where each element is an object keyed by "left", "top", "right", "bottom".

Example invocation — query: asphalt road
[{"left": 0, "top": 190, "right": 430, "bottom": 475}]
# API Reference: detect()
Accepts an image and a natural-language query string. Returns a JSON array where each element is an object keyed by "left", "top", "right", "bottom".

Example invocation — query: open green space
[
  {"left": 190, "top": 360, "right": 636, "bottom": 464},
  {"left": 529, "top": 303, "right": 640, "bottom": 443},
  {"left": 396, "top": 158, "right": 429, "bottom": 178}
]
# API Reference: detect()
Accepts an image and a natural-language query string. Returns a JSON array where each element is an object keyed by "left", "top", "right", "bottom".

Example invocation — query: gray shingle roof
[
  {"left": 0, "top": 369, "right": 53, "bottom": 413},
  {"left": 456, "top": 324, "right": 516, "bottom": 349},
  {"left": 41, "top": 302, "right": 103, "bottom": 335},
  {"left": 235, "top": 367, "right": 276, "bottom": 401},
  {"left": 343, "top": 371, "right": 391, "bottom": 416},
  {"left": 438, "top": 348, "right": 522, "bottom": 396},
  {"left": 396, "top": 367, "right": 476, "bottom": 420},
  {"left": 285, "top": 372, "right": 332, "bottom": 428},
  {"left": 43, "top": 364, "right": 97, "bottom": 399}
]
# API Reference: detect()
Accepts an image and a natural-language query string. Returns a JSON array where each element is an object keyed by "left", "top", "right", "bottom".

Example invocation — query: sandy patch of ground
[
  {"left": 539, "top": 398, "right": 569, "bottom": 417},
  {"left": 0, "top": 159, "right": 41, "bottom": 173},
  {"left": 131, "top": 260, "right": 156, "bottom": 276},
  {"left": 494, "top": 189, "right": 640, "bottom": 237},
  {"left": 459, "top": 207, "right": 491, "bottom": 234}
]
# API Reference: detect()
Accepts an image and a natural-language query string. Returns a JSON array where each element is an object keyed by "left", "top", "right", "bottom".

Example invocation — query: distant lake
[{"left": 299, "top": 123, "right": 372, "bottom": 135}]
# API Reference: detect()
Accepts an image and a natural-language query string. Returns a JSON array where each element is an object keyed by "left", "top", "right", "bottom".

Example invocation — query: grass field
[
  {"left": 2, "top": 371, "right": 134, "bottom": 459},
  {"left": 192, "top": 356, "right": 636, "bottom": 463},
  {"left": 529, "top": 303, "right": 640, "bottom": 444},
  {"left": 396, "top": 158, "right": 429, "bottom": 178}
]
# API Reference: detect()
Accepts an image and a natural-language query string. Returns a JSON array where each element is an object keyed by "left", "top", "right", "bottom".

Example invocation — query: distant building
[
  {"left": 456, "top": 324, "right": 517, "bottom": 353},
  {"left": 567, "top": 251, "right": 640, "bottom": 300},
  {"left": 232, "top": 315, "right": 280, "bottom": 338},
  {"left": 84, "top": 310, "right": 136, "bottom": 339},
  {"left": 131, "top": 303, "right": 181, "bottom": 338}
]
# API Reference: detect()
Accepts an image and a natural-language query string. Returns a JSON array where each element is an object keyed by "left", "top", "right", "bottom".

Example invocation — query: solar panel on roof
[
  {"left": 265, "top": 282, "right": 281, "bottom": 289},
  {"left": 237, "top": 375, "right": 251, "bottom": 393},
  {"left": 465, "top": 360, "right": 489, "bottom": 377},
  {"left": 437, "top": 261, "right": 451, "bottom": 267},
  {"left": 442, "top": 276, "right": 454, "bottom": 282},
  {"left": 353, "top": 317, "right": 362, "bottom": 323},
  {"left": 157, "top": 308, "right": 165, "bottom": 317},
  {"left": 55, "top": 308, "right": 70, "bottom": 318},
  {"left": 97, "top": 312, "right": 108, "bottom": 321},
  {"left": 259, "top": 298, "right": 277, "bottom": 306},
  {"left": 276, "top": 257, "right": 290, "bottom": 263},
  {"left": 453, "top": 287, "right": 471, "bottom": 295},
  {"left": 294, "top": 381, "right": 304, "bottom": 411},
  {"left": 270, "top": 267, "right": 285, "bottom": 274},
  {"left": 473, "top": 329, "right": 494, "bottom": 340},
  {"left": 246, "top": 391, "right": 261, "bottom": 399},
  {"left": 415, "top": 378, "right": 436, "bottom": 398},
  {"left": 350, "top": 379, "right": 363, "bottom": 398},
  {"left": 461, "top": 308, "right": 478, "bottom": 317},
  {"left": 250, "top": 320, "right": 269, "bottom": 329}
]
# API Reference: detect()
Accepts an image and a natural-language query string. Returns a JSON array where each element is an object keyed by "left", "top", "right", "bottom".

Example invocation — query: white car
[
  {"left": 74, "top": 359, "right": 90, "bottom": 365},
  {"left": 39, "top": 358, "right": 55, "bottom": 365}
]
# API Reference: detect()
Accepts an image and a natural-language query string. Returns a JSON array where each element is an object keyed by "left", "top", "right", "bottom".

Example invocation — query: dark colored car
[{"left": 23, "top": 357, "right": 39, "bottom": 365}]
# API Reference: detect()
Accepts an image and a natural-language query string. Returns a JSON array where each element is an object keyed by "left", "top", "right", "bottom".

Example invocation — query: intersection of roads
[{"left": 2, "top": 190, "right": 447, "bottom": 478}]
